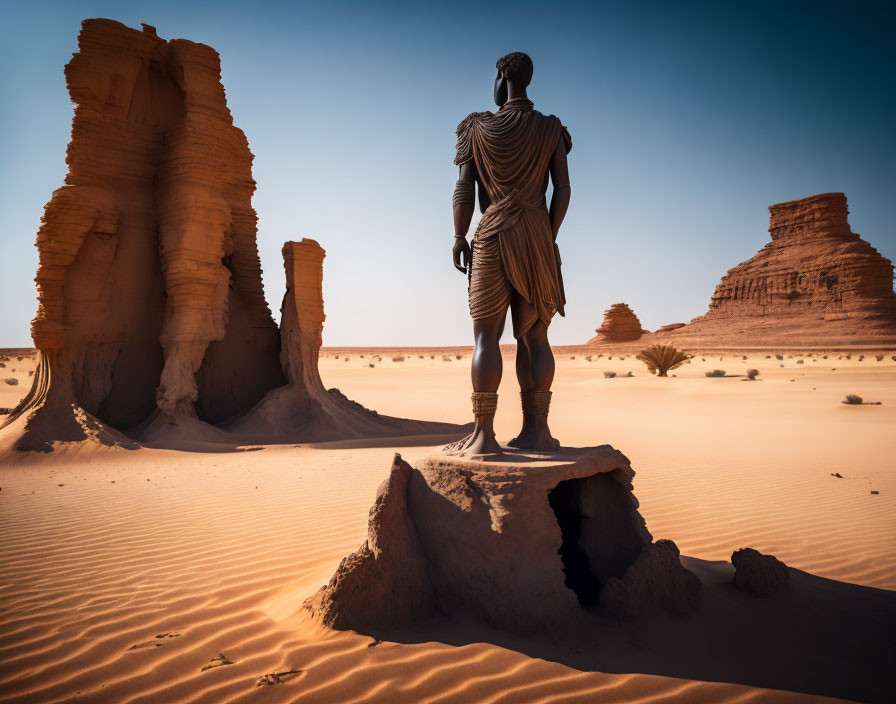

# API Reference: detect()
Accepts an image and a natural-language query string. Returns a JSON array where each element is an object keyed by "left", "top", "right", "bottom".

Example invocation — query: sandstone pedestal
[{"left": 305, "top": 446, "right": 701, "bottom": 636}]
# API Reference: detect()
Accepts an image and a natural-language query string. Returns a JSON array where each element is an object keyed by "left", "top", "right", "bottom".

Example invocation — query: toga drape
[{"left": 455, "top": 97, "right": 571, "bottom": 338}]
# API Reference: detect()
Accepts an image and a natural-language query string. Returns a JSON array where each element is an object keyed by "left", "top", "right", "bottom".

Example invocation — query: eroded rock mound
[
  {"left": 655, "top": 193, "right": 896, "bottom": 346},
  {"left": 589, "top": 303, "right": 647, "bottom": 344},
  {"left": 306, "top": 446, "right": 701, "bottom": 635},
  {"left": 732, "top": 547, "right": 790, "bottom": 597}
]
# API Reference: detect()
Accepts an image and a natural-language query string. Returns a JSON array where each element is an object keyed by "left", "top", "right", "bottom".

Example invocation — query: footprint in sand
[
  {"left": 201, "top": 653, "right": 235, "bottom": 671},
  {"left": 128, "top": 632, "right": 182, "bottom": 650},
  {"left": 255, "top": 669, "right": 303, "bottom": 686}
]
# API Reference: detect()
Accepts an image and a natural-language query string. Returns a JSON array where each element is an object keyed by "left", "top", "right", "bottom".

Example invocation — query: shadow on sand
[{"left": 368, "top": 558, "right": 896, "bottom": 704}]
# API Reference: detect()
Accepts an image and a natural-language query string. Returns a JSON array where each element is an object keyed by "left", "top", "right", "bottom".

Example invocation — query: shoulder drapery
[{"left": 454, "top": 101, "right": 571, "bottom": 337}]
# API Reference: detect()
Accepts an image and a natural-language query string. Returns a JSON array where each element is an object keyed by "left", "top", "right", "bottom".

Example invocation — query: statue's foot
[
  {"left": 510, "top": 423, "right": 560, "bottom": 452},
  {"left": 508, "top": 425, "right": 535, "bottom": 448},
  {"left": 443, "top": 427, "right": 502, "bottom": 456}
]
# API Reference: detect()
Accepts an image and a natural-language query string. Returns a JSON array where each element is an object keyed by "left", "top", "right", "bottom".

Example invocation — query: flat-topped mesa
[
  {"left": 768, "top": 192, "right": 855, "bottom": 242},
  {"left": 589, "top": 303, "right": 647, "bottom": 343},
  {"left": 646, "top": 192, "right": 896, "bottom": 347},
  {"left": 305, "top": 447, "right": 701, "bottom": 635},
  {"left": 702, "top": 192, "right": 896, "bottom": 320}
]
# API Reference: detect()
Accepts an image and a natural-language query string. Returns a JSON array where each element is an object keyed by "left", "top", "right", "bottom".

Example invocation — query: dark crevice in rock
[{"left": 548, "top": 471, "right": 647, "bottom": 608}]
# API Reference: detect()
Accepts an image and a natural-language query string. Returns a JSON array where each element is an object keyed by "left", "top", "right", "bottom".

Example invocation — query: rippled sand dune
[{"left": 1, "top": 350, "right": 893, "bottom": 703}]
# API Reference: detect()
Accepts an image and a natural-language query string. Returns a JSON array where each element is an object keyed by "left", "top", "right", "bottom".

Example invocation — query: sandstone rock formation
[
  {"left": 589, "top": 303, "right": 646, "bottom": 344},
  {"left": 305, "top": 446, "right": 701, "bottom": 635},
  {"left": 1, "top": 20, "right": 464, "bottom": 451},
  {"left": 651, "top": 193, "right": 896, "bottom": 347},
  {"left": 732, "top": 548, "right": 791, "bottom": 597},
  {"left": 230, "top": 242, "right": 463, "bottom": 442}
]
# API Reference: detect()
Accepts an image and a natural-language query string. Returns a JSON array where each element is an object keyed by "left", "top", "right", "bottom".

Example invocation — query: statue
[{"left": 448, "top": 52, "right": 572, "bottom": 455}]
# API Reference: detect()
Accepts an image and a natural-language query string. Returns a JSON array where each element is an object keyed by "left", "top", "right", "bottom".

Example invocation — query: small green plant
[
  {"left": 636, "top": 344, "right": 689, "bottom": 377},
  {"left": 843, "top": 394, "right": 863, "bottom": 405}
]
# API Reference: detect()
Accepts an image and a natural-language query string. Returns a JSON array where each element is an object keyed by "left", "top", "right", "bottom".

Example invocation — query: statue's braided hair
[{"left": 496, "top": 52, "right": 533, "bottom": 87}]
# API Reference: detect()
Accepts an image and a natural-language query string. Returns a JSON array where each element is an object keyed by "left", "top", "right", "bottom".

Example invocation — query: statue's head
[{"left": 494, "top": 52, "right": 533, "bottom": 106}]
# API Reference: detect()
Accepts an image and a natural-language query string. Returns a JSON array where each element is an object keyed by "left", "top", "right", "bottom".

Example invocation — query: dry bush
[
  {"left": 705, "top": 369, "right": 726, "bottom": 377},
  {"left": 636, "top": 344, "right": 689, "bottom": 377},
  {"left": 746, "top": 369, "right": 759, "bottom": 380},
  {"left": 875, "top": 354, "right": 884, "bottom": 361},
  {"left": 843, "top": 394, "right": 863, "bottom": 405},
  {"left": 4, "top": 378, "right": 19, "bottom": 386},
  {"left": 603, "top": 371, "right": 616, "bottom": 378},
  {"left": 775, "top": 354, "right": 784, "bottom": 360},
  {"left": 392, "top": 356, "right": 405, "bottom": 362}
]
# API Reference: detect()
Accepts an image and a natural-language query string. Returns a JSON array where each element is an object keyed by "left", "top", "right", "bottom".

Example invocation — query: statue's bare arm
[
  {"left": 452, "top": 162, "right": 477, "bottom": 274},
  {"left": 548, "top": 141, "right": 571, "bottom": 240}
]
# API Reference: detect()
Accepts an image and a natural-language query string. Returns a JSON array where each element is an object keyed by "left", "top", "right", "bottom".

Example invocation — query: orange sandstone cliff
[
  {"left": 590, "top": 193, "right": 896, "bottom": 349},
  {"left": 2, "top": 20, "right": 463, "bottom": 451}
]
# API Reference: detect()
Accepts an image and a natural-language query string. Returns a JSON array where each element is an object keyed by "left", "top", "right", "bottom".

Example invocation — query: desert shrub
[
  {"left": 442, "top": 356, "right": 452, "bottom": 362},
  {"left": 875, "top": 354, "right": 884, "bottom": 361},
  {"left": 765, "top": 355, "right": 771, "bottom": 359},
  {"left": 625, "top": 371, "right": 634, "bottom": 377},
  {"left": 570, "top": 356, "right": 575, "bottom": 360},
  {"left": 334, "top": 355, "right": 339, "bottom": 359},
  {"left": 746, "top": 369, "right": 759, "bottom": 380},
  {"left": 603, "top": 371, "right": 617, "bottom": 378},
  {"left": 705, "top": 369, "right": 726, "bottom": 377},
  {"left": 16, "top": 356, "right": 22, "bottom": 361},
  {"left": 775, "top": 354, "right": 783, "bottom": 360},
  {"left": 368, "top": 363, "right": 375, "bottom": 368},
  {"left": 845, "top": 355, "right": 852, "bottom": 360},
  {"left": 418, "top": 355, "right": 424, "bottom": 359},
  {"left": 344, "top": 357, "right": 350, "bottom": 362},
  {"left": 844, "top": 394, "right": 863, "bottom": 405},
  {"left": 858, "top": 355, "right": 864, "bottom": 361},
  {"left": 456, "top": 354, "right": 463, "bottom": 360},
  {"left": 392, "top": 356, "right": 405, "bottom": 362},
  {"left": 742, "top": 355, "right": 747, "bottom": 360},
  {"left": 430, "top": 355, "right": 435, "bottom": 359},
  {"left": 796, "top": 360, "right": 804, "bottom": 364},
  {"left": 585, "top": 355, "right": 593, "bottom": 362},
  {"left": 28, "top": 370, "right": 34, "bottom": 376},
  {"left": 0, "top": 363, "right": 4, "bottom": 368},
  {"left": 636, "top": 344, "right": 689, "bottom": 377},
  {"left": 4, "top": 378, "right": 18, "bottom": 386}
]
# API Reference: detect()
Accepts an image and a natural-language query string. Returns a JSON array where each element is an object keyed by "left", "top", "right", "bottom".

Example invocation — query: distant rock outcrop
[
  {"left": 305, "top": 446, "right": 701, "bottom": 635},
  {"left": 651, "top": 193, "right": 896, "bottom": 347},
  {"left": 589, "top": 303, "right": 647, "bottom": 344}
]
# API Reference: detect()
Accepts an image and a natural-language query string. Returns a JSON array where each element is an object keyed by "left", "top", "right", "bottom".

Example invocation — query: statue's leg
[{"left": 508, "top": 294, "right": 560, "bottom": 451}]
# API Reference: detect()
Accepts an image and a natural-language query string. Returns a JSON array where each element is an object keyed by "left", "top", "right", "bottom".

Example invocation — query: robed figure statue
[{"left": 449, "top": 52, "right": 572, "bottom": 455}]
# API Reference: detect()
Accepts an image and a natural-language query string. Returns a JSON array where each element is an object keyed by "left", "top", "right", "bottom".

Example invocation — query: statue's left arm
[{"left": 549, "top": 138, "right": 571, "bottom": 241}]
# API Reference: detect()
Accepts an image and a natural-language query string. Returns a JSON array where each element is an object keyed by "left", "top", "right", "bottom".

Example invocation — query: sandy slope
[{"left": 1, "top": 349, "right": 894, "bottom": 703}]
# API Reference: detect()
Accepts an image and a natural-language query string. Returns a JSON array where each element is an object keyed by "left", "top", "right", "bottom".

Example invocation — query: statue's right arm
[{"left": 452, "top": 162, "right": 477, "bottom": 274}]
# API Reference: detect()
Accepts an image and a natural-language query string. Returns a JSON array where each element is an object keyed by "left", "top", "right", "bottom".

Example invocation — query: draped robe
[{"left": 455, "top": 97, "right": 572, "bottom": 338}]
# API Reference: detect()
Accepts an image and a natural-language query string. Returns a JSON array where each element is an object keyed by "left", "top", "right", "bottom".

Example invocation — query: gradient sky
[{"left": 1, "top": 0, "right": 894, "bottom": 347}]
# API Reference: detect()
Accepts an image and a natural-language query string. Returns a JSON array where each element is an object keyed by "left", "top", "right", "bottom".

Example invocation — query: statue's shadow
[{"left": 368, "top": 558, "right": 895, "bottom": 704}]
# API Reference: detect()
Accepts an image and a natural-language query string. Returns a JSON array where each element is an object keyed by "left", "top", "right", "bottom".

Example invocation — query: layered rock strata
[
  {"left": 305, "top": 446, "right": 701, "bottom": 635},
  {"left": 588, "top": 303, "right": 647, "bottom": 344},
  {"left": 651, "top": 193, "right": 896, "bottom": 347},
  {"left": 1, "top": 19, "right": 283, "bottom": 450},
  {"left": 3, "top": 20, "right": 463, "bottom": 451}
]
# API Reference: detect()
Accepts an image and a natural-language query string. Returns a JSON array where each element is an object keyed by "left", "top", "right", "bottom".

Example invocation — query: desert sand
[{"left": 2, "top": 347, "right": 893, "bottom": 703}]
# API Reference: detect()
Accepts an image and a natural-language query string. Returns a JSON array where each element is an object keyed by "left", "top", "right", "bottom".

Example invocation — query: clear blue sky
[{"left": 1, "top": 0, "right": 894, "bottom": 347}]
